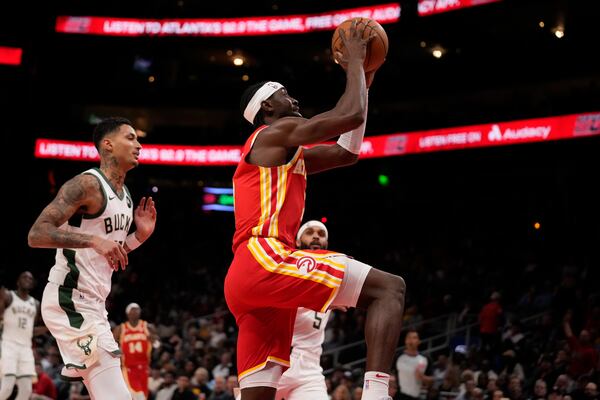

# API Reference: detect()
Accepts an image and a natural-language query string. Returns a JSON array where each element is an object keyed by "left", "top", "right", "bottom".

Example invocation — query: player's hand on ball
[{"left": 335, "top": 19, "right": 376, "bottom": 69}]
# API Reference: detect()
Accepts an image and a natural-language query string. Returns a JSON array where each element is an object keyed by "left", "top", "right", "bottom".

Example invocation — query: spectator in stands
[
  {"left": 529, "top": 379, "right": 547, "bottom": 400},
  {"left": 507, "top": 375, "right": 525, "bottom": 400},
  {"left": 486, "top": 378, "right": 500, "bottom": 399},
  {"left": 397, "top": 329, "right": 433, "bottom": 400},
  {"left": 439, "top": 366, "right": 460, "bottom": 396},
  {"left": 31, "top": 361, "right": 57, "bottom": 400},
  {"left": 472, "top": 388, "right": 484, "bottom": 400},
  {"left": 155, "top": 372, "right": 177, "bottom": 400},
  {"left": 563, "top": 311, "right": 598, "bottom": 377},
  {"left": 532, "top": 354, "right": 554, "bottom": 389},
  {"left": 502, "top": 320, "right": 526, "bottom": 352},
  {"left": 183, "top": 360, "right": 197, "bottom": 377},
  {"left": 226, "top": 376, "right": 239, "bottom": 397},
  {"left": 457, "top": 379, "right": 476, "bottom": 400},
  {"left": 68, "top": 381, "right": 90, "bottom": 400},
  {"left": 499, "top": 350, "right": 525, "bottom": 382},
  {"left": 41, "top": 346, "right": 63, "bottom": 388},
  {"left": 148, "top": 367, "right": 164, "bottom": 397},
  {"left": 191, "top": 367, "right": 212, "bottom": 398},
  {"left": 352, "top": 387, "right": 363, "bottom": 400},
  {"left": 156, "top": 315, "right": 177, "bottom": 340},
  {"left": 172, "top": 375, "right": 197, "bottom": 400},
  {"left": 584, "top": 382, "right": 598, "bottom": 400},
  {"left": 548, "top": 389, "right": 564, "bottom": 400},
  {"left": 208, "top": 376, "right": 234, "bottom": 400},
  {"left": 477, "top": 359, "right": 499, "bottom": 382},
  {"left": 404, "top": 304, "right": 424, "bottom": 330},
  {"left": 209, "top": 321, "right": 227, "bottom": 348},
  {"left": 212, "top": 352, "right": 233, "bottom": 379},
  {"left": 332, "top": 384, "right": 352, "bottom": 400},
  {"left": 433, "top": 355, "right": 450, "bottom": 388},
  {"left": 477, "top": 372, "right": 490, "bottom": 394},
  {"left": 479, "top": 292, "right": 504, "bottom": 355},
  {"left": 553, "top": 375, "right": 572, "bottom": 396},
  {"left": 551, "top": 350, "right": 570, "bottom": 385},
  {"left": 459, "top": 371, "right": 476, "bottom": 397}
]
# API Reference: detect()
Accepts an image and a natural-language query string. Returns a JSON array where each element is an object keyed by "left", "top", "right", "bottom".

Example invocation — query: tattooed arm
[
  {"left": 28, "top": 174, "right": 99, "bottom": 249},
  {"left": 28, "top": 174, "right": 129, "bottom": 270}
]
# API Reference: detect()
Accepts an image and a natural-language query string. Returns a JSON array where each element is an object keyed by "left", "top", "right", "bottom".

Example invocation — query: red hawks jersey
[
  {"left": 232, "top": 126, "right": 307, "bottom": 252},
  {"left": 120, "top": 320, "right": 151, "bottom": 366}
]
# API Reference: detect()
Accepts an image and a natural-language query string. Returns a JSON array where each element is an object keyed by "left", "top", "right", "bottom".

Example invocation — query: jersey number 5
[{"left": 313, "top": 312, "right": 322, "bottom": 330}]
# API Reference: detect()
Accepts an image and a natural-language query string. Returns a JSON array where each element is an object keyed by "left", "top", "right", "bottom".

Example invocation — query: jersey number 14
[{"left": 128, "top": 341, "right": 144, "bottom": 354}]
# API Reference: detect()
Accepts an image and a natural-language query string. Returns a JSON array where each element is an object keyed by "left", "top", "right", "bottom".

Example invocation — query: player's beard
[{"left": 301, "top": 241, "right": 323, "bottom": 250}]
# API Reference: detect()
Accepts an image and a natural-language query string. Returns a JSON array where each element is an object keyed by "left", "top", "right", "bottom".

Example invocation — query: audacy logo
[{"left": 487, "top": 124, "right": 552, "bottom": 142}]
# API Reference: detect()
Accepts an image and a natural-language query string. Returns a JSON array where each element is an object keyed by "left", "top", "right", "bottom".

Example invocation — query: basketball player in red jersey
[
  {"left": 113, "top": 303, "right": 158, "bottom": 400},
  {"left": 226, "top": 21, "right": 405, "bottom": 400}
]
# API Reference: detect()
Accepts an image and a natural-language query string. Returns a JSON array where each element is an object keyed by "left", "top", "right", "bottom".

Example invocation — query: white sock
[{"left": 362, "top": 371, "right": 390, "bottom": 400}]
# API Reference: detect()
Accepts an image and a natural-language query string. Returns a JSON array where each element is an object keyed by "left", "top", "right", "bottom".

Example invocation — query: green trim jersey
[
  {"left": 1, "top": 291, "right": 37, "bottom": 346},
  {"left": 47, "top": 168, "right": 134, "bottom": 302}
]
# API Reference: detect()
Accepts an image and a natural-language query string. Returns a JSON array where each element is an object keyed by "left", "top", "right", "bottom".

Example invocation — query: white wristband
[
  {"left": 125, "top": 233, "right": 142, "bottom": 251},
  {"left": 336, "top": 91, "right": 368, "bottom": 155}
]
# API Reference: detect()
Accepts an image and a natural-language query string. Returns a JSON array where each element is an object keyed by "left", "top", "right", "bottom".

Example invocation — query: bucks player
[
  {"left": 0, "top": 271, "right": 47, "bottom": 400},
  {"left": 28, "top": 117, "right": 157, "bottom": 399},
  {"left": 276, "top": 220, "right": 342, "bottom": 400}
]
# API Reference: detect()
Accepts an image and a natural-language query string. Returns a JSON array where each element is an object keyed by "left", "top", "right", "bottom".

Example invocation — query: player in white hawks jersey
[
  {"left": 28, "top": 117, "right": 157, "bottom": 400},
  {"left": 0, "top": 271, "right": 48, "bottom": 400},
  {"left": 275, "top": 220, "right": 339, "bottom": 400}
]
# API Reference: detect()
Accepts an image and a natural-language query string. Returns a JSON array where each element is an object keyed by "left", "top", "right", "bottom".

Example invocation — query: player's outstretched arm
[{"left": 28, "top": 174, "right": 129, "bottom": 270}]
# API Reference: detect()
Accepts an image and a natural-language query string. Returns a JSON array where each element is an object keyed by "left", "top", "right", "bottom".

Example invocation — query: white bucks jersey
[
  {"left": 2, "top": 291, "right": 37, "bottom": 346},
  {"left": 48, "top": 168, "right": 133, "bottom": 302},
  {"left": 291, "top": 308, "right": 331, "bottom": 357}
]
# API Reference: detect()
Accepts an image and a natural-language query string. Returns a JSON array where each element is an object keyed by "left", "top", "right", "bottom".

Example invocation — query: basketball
[{"left": 331, "top": 17, "right": 389, "bottom": 72}]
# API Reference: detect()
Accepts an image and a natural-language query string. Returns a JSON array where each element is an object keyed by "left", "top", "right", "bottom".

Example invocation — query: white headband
[
  {"left": 296, "top": 220, "right": 328, "bottom": 242},
  {"left": 125, "top": 303, "right": 140, "bottom": 314},
  {"left": 243, "top": 81, "right": 284, "bottom": 124}
]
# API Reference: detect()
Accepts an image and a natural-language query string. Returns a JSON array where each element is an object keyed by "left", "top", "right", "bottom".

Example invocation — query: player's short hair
[
  {"left": 93, "top": 117, "right": 133, "bottom": 150},
  {"left": 240, "top": 81, "right": 269, "bottom": 127}
]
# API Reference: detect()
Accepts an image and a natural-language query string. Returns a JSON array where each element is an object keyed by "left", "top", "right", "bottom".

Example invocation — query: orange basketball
[{"left": 331, "top": 17, "right": 389, "bottom": 72}]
